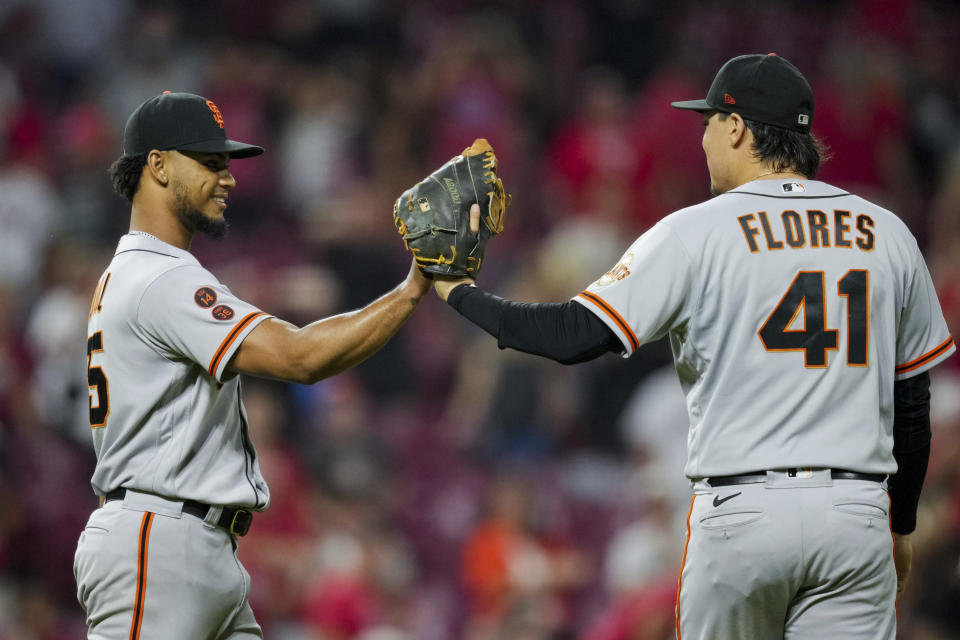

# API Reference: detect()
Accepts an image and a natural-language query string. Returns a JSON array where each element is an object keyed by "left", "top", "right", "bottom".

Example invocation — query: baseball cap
[
  {"left": 123, "top": 91, "right": 264, "bottom": 158},
  {"left": 671, "top": 54, "right": 814, "bottom": 132}
]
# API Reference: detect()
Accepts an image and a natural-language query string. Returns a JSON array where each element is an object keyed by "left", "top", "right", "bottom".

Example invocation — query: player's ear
[
  {"left": 728, "top": 113, "right": 748, "bottom": 148},
  {"left": 146, "top": 150, "right": 169, "bottom": 186}
]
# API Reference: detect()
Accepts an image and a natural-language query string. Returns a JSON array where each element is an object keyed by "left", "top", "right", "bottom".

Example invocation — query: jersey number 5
[
  {"left": 759, "top": 270, "right": 868, "bottom": 368},
  {"left": 87, "top": 331, "right": 109, "bottom": 427}
]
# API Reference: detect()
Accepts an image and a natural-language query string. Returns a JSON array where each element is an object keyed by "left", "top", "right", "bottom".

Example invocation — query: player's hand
[
  {"left": 468, "top": 202, "right": 481, "bottom": 236},
  {"left": 433, "top": 204, "right": 480, "bottom": 301},
  {"left": 893, "top": 532, "right": 913, "bottom": 600}
]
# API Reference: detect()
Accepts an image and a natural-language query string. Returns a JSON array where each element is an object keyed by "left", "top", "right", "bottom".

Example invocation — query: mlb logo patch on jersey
[{"left": 782, "top": 182, "right": 805, "bottom": 193}]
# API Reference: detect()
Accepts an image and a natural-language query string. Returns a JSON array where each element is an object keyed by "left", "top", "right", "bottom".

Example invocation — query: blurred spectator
[
  {"left": 626, "top": 54, "right": 715, "bottom": 227},
  {"left": 580, "top": 579, "right": 676, "bottom": 640},
  {"left": 25, "top": 241, "right": 107, "bottom": 443},
  {"left": 927, "top": 147, "right": 960, "bottom": 377},
  {"left": 814, "top": 40, "right": 919, "bottom": 222},
  {"left": 0, "top": 580, "right": 86, "bottom": 640},
  {"left": 51, "top": 102, "right": 126, "bottom": 241},
  {"left": 280, "top": 62, "right": 364, "bottom": 215},
  {"left": 0, "top": 118, "right": 62, "bottom": 295},
  {"left": 99, "top": 4, "right": 204, "bottom": 125},
  {"left": 617, "top": 365, "right": 691, "bottom": 511},
  {"left": 236, "top": 380, "right": 319, "bottom": 633},
  {"left": 409, "top": 11, "right": 537, "bottom": 172},
  {"left": 439, "top": 217, "right": 631, "bottom": 459},
  {"left": 27, "top": 0, "right": 128, "bottom": 98},
  {"left": 543, "top": 67, "right": 642, "bottom": 231},
  {"left": 895, "top": 368, "right": 960, "bottom": 636},
  {"left": 601, "top": 495, "right": 681, "bottom": 599},
  {"left": 461, "top": 470, "right": 590, "bottom": 639}
]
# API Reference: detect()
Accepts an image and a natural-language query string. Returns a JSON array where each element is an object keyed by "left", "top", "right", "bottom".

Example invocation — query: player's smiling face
[
  {"left": 176, "top": 151, "right": 234, "bottom": 213},
  {"left": 169, "top": 151, "right": 235, "bottom": 238}
]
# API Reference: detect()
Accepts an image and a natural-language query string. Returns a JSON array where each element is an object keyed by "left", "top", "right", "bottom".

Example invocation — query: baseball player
[
  {"left": 432, "top": 54, "right": 954, "bottom": 639},
  {"left": 74, "top": 92, "right": 432, "bottom": 639}
]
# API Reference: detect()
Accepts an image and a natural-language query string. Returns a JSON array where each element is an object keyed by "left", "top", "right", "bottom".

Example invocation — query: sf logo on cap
[{"left": 206, "top": 100, "right": 225, "bottom": 129}]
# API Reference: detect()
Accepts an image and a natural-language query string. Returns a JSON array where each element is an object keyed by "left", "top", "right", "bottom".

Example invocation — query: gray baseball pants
[
  {"left": 74, "top": 490, "right": 262, "bottom": 639},
  {"left": 676, "top": 470, "right": 896, "bottom": 639}
]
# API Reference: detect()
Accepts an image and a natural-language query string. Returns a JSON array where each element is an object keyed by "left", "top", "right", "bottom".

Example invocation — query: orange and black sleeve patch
[
  {"left": 211, "top": 304, "right": 235, "bottom": 321},
  {"left": 208, "top": 311, "right": 268, "bottom": 377},
  {"left": 895, "top": 336, "right": 955, "bottom": 375},
  {"left": 194, "top": 286, "right": 217, "bottom": 308},
  {"left": 576, "top": 291, "right": 640, "bottom": 352}
]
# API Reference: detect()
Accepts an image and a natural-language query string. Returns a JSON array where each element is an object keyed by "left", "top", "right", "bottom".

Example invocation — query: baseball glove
[{"left": 393, "top": 138, "right": 510, "bottom": 278}]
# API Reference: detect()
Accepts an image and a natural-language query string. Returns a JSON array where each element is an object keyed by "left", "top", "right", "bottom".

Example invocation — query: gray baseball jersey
[
  {"left": 85, "top": 232, "right": 272, "bottom": 507},
  {"left": 575, "top": 178, "right": 954, "bottom": 479}
]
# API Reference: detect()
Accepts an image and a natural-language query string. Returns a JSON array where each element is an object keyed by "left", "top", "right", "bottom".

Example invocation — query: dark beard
[{"left": 174, "top": 183, "right": 228, "bottom": 239}]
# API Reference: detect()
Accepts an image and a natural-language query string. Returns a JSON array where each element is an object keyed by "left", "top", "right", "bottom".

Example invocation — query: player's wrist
[
  {"left": 403, "top": 260, "right": 434, "bottom": 299},
  {"left": 434, "top": 277, "right": 474, "bottom": 302}
]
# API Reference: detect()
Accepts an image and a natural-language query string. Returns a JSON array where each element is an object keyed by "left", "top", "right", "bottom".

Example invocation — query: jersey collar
[
  {"left": 726, "top": 179, "right": 851, "bottom": 199},
  {"left": 116, "top": 232, "right": 199, "bottom": 263}
]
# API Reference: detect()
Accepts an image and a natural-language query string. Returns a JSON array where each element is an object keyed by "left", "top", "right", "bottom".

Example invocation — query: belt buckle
[
  {"left": 229, "top": 509, "right": 252, "bottom": 536},
  {"left": 787, "top": 467, "right": 814, "bottom": 479}
]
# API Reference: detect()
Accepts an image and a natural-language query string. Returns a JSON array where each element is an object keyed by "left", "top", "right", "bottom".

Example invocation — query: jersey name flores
[
  {"left": 86, "top": 233, "right": 272, "bottom": 507},
  {"left": 575, "top": 179, "right": 954, "bottom": 478}
]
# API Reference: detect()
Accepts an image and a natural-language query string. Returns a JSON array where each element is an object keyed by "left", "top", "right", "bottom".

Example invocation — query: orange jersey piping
[
  {"left": 207, "top": 312, "right": 268, "bottom": 378},
  {"left": 895, "top": 336, "right": 954, "bottom": 375},
  {"left": 576, "top": 291, "right": 640, "bottom": 352}
]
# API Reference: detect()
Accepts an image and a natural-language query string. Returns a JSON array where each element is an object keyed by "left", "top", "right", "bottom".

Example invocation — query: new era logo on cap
[
  {"left": 724, "top": 93, "right": 736, "bottom": 105},
  {"left": 798, "top": 114, "right": 809, "bottom": 125}
]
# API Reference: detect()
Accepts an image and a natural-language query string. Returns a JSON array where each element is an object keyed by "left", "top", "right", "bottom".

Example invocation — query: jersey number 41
[{"left": 759, "top": 270, "right": 868, "bottom": 368}]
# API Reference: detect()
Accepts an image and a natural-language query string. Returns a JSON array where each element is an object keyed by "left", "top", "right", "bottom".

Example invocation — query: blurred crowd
[{"left": 1, "top": 0, "right": 960, "bottom": 638}]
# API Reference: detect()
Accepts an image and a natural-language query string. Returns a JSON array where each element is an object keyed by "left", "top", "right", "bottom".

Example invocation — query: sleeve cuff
[
  {"left": 895, "top": 336, "right": 955, "bottom": 380},
  {"left": 446, "top": 283, "right": 476, "bottom": 311},
  {"left": 573, "top": 291, "right": 638, "bottom": 356},
  {"left": 207, "top": 312, "right": 272, "bottom": 381}
]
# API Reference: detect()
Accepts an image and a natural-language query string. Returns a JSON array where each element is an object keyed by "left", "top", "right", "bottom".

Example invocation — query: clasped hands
[{"left": 432, "top": 203, "right": 481, "bottom": 302}]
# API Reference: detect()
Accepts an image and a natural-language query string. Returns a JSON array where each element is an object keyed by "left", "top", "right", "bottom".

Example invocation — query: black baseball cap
[
  {"left": 672, "top": 54, "right": 814, "bottom": 132},
  {"left": 123, "top": 91, "right": 264, "bottom": 158}
]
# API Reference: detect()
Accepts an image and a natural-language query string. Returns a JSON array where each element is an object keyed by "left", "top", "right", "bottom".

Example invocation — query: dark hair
[
  {"left": 108, "top": 153, "right": 148, "bottom": 202},
  {"left": 717, "top": 112, "right": 831, "bottom": 178}
]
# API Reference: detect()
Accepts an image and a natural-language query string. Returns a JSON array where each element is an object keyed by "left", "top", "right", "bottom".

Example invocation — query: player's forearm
[
  {"left": 292, "top": 274, "right": 428, "bottom": 383},
  {"left": 889, "top": 372, "right": 932, "bottom": 534},
  {"left": 446, "top": 283, "right": 621, "bottom": 364},
  {"left": 893, "top": 532, "right": 913, "bottom": 599},
  {"left": 231, "top": 263, "right": 430, "bottom": 384}
]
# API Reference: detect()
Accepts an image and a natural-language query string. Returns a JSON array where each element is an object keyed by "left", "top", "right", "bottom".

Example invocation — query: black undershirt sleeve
[
  {"left": 446, "top": 284, "right": 622, "bottom": 364},
  {"left": 888, "top": 370, "right": 932, "bottom": 535}
]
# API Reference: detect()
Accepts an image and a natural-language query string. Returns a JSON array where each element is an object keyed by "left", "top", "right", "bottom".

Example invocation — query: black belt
[
  {"left": 707, "top": 469, "right": 887, "bottom": 487},
  {"left": 105, "top": 489, "right": 252, "bottom": 536}
]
